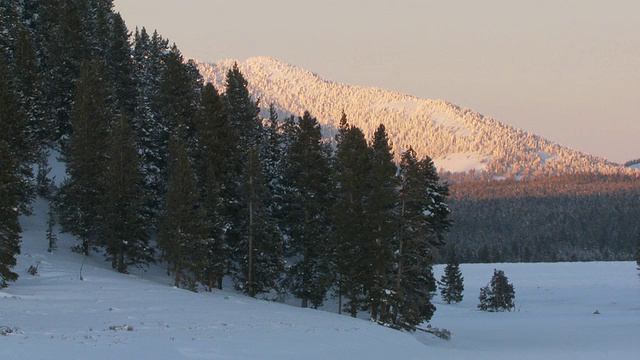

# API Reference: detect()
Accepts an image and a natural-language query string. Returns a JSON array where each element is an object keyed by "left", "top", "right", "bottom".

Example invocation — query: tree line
[
  {"left": 0, "top": 0, "right": 452, "bottom": 332},
  {"left": 444, "top": 174, "right": 640, "bottom": 263}
]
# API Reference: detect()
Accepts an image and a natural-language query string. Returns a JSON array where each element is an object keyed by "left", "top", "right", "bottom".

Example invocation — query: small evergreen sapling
[
  {"left": 478, "top": 269, "right": 515, "bottom": 312},
  {"left": 46, "top": 202, "right": 57, "bottom": 253},
  {"left": 439, "top": 247, "right": 464, "bottom": 304}
]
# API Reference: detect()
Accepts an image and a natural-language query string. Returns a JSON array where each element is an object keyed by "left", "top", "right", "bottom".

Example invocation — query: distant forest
[{"left": 442, "top": 173, "right": 640, "bottom": 263}]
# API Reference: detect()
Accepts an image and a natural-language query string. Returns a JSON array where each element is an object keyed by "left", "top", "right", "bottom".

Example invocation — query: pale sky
[{"left": 114, "top": 0, "right": 640, "bottom": 164}]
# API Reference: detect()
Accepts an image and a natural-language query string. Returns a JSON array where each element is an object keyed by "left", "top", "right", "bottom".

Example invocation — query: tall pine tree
[
  {"left": 157, "top": 131, "right": 207, "bottom": 289},
  {"left": 0, "top": 137, "right": 21, "bottom": 289},
  {"left": 194, "top": 82, "right": 233, "bottom": 291},
  {"left": 282, "top": 111, "right": 335, "bottom": 308},
  {"left": 365, "top": 124, "right": 398, "bottom": 321},
  {"left": 390, "top": 147, "right": 451, "bottom": 331},
  {"left": 100, "top": 113, "right": 154, "bottom": 273},
  {"left": 0, "top": 55, "right": 34, "bottom": 214},
  {"left": 131, "top": 27, "right": 169, "bottom": 218},
  {"left": 224, "top": 64, "right": 284, "bottom": 297},
  {"left": 38, "top": 0, "right": 85, "bottom": 148},
  {"left": 234, "top": 147, "right": 284, "bottom": 297},
  {"left": 332, "top": 113, "right": 373, "bottom": 317},
  {"left": 58, "top": 60, "right": 110, "bottom": 255}
]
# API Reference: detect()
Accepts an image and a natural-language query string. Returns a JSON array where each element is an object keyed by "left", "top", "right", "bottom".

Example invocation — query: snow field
[{"left": 2, "top": 198, "right": 639, "bottom": 359}]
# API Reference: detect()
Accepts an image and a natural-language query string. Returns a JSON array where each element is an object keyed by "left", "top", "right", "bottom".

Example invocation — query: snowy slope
[
  {"left": 3, "top": 198, "right": 639, "bottom": 359},
  {"left": 198, "top": 57, "right": 632, "bottom": 178}
]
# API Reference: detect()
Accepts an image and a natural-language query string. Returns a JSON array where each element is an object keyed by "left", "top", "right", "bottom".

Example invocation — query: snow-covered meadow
[{"left": 2, "top": 198, "right": 639, "bottom": 359}]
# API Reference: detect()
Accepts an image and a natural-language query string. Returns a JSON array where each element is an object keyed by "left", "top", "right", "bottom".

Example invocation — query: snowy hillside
[
  {"left": 3, "top": 198, "right": 639, "bottom": 359},
  {"left": 198, "top": 57, "right": 630, "bottom": 178}
]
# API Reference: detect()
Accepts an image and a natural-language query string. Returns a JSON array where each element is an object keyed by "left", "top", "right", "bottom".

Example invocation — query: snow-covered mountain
[
  {"left": 198, "top": 57, "right": 630, "bottom": 179},
  {"left": 624, "top": 158, "right": 640, "bottom": 170}
]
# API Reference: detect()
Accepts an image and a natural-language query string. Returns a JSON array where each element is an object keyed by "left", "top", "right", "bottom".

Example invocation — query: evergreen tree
[
  {"left": 224, "top": 64, "right": 283, "bottom": 297},
  {"left": 225, "top": 62, "right": 261, "bottom": 145},
  {"left": 282, "top": 111, "right": 334, "bottom": 308},
  {"left": 39, "top": 0, "right": 85, "bottom": 148},
  {"left": 100, "top": 113, "right": 154, "bottom": 273},
  {"left": 157, "top": 131, "right": 207, "bottom": 289},
  {"left": 478, "top": 269, "right": 516, "bottom": 312},
  {"left": 158, "top": 45, "right": 201, "bottom": 147},
  {"left": 0, "top": 139, "right": 21, "bottom": 289},
  {"left": 131, "top": 27, "right": 169, "bottom": 217},
  {"left": 106, "top": 12, "right": 136, "bottom": 119},
  {"left": 332, "top": 113, "right": 373, "bottom": 317},
  {"left": 46, "top": 201, "right": 57, "bottom": 253},
  {"left": 142, "top": 44, "right": 202, "bottom": 219},
  {"left": 13, "top": 25, "right": 45, "bottom": 148},
  {"left": 439, "top": 245, "right": 464, "bottom": 304},
  {"left": 364, "top": 124, "right": 398, "bottom": 322},
  {"left": 0, "top": 55, "right": 34, "bottom": 213},
  {"left": 194, "top": 83, "right": 233, "bottom": 291},
  {"left": 390, "top": 147, "right": 451, "bottom": 331},
  {"left": 58, "top": 60, "right": 111, "bottom": 255},
  {"left": 233, "top": 147, "right": 284, "bottom": 297}
]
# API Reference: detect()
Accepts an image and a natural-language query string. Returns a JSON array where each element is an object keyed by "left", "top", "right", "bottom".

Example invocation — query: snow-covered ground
[
  {"left": 433, "top": 152, "right": 490, "bottom": 173},
  {"left": 2, "top": 198, "right": 639, "bottom": 359}
]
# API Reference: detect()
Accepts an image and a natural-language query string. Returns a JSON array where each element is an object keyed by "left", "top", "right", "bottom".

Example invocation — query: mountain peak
[{"left": 198, "top": 58, "right": 632, "bottom": 179}]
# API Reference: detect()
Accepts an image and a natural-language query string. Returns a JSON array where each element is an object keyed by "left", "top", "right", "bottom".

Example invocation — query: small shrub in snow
[
  {"left": 477, "top": 269, "right": 515, "bottom": 312},
  {"left": 0, "top": 326, "right": 21, "bottom": 336},
  {"left": 70, "top": 244, "right": 85, "bottom": 254},
  {"left": 417, "top": 325, "right": 452, "bottom": 340},
  {"left": 438, "top": 246, "right": 464, "bottom": 304},
  {"left": 27, "top": 261, "right": 41, "bottom": 276},
  {"left": 108, "top": 325, "right": 134, "bottom": 331}
]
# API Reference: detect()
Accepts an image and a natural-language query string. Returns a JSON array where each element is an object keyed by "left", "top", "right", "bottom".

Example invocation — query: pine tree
[
  {"left": 13, "top": 25, "right": 46, "bottom": 149},
  {"left": 478, "top": 269, "right": 515, "bottom": 312},
  {"left": 131, "top": 27, "right": 169, "bottom": 218},
  {"left": 100, "top": 113, "right": 154, "bottom": 273},
  {"left": 233, "top": 147, "right": 284, "bottom": 297},
  {"left": 225, "top": 62, "right": 261, "bottom": 146},
  {"left": 390, "top": 147, "right": 451, "bottom": 331},
  {"left": 0, "top": 139, "right": 21, "bottom": 289},
  {"left": 106, "top": 12, "right": 136, "bottom": 119},
  {"left": 439, "top": 246, "right": 464, "bottom": 304},
  {"left": 365, "top": 124, "right": 398, "bottom": 321},
  {"left": 46, "top": 201, "right": 57, "bottom": 253},
  {"left": 224, "top": 64, "right": 283, "bottom": 297},
  {"left": 157, "top": 131, "right": 207, "bottom": 289},
  {"left": 0, "top": 55, "right": 34, "bottom": 213},
  {"left": 332, "top": 113, "right": 373, "bottom": 317},
  {"left": 142, "top": 44, "right": 202, "bottom": 219},
  {"left": 39, "top": 0, "right": 85, "bottom": 148},
  {"left": 194, "top": 83, "right": 233, "bottom": 291},
  {"left": 58, "top": 60, "right": 111, "bottom": 255},
  {"left": 282, "top": 111, "right": 334, "bottom": 308}
]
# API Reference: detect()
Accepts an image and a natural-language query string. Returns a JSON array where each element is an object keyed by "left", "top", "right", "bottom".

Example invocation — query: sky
[{"left": 114, "top": 0, "right": 640, "bottom": 164}]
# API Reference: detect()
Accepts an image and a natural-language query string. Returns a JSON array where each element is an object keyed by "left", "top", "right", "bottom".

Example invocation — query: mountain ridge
[{"left": 197, "top": 57, "right": 632, "bottom": 179}]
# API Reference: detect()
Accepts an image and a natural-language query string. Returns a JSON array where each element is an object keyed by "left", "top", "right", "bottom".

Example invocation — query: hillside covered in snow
[
  {"left": 2, "top": 198, "right": 639, "bottom": 359},
  {"left": 199, "top": 57, "right": 630, "bottom": 179}
]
